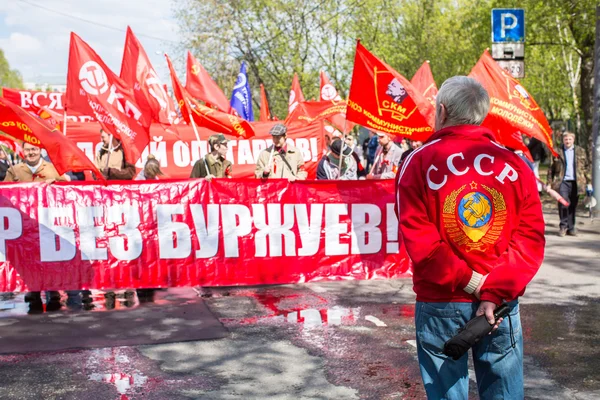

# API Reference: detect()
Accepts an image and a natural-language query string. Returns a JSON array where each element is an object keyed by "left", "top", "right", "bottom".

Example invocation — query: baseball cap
[
  {"left": 269, "top": 123, "right": 288, "bottom": 136},
  {"left": 330, "top": 139, "right": 353, "bottom": 156},
  {"left": 376, "top": 131, "right": 388, "bottom": 137},
  {"left": 208, "top": 134, "right": 228, "bottom": 146}
]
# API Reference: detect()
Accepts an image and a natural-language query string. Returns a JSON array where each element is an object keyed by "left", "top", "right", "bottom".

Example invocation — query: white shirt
[
  {"left": 564, "top": 146, "right": 575, "bottom": 181},
  {"left": 26, "top": 159, "right": 43, "bottom": 174}
]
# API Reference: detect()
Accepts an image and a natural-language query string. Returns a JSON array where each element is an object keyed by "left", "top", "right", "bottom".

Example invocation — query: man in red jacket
[{"left": 397, "top": 76, "right": 544, "bottom": 399}]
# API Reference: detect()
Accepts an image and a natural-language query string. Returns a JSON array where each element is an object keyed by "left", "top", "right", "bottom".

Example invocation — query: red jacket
[{"left": 396, "top": 125, "right": 544, "bottom": 305}]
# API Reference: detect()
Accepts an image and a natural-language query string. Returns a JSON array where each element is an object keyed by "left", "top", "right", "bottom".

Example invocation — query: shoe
[
  {"left": 558, "top": 228, "right": 567, "bottom": 237},
  {"left": 27, "top": 299, "right": 43, "bottom": 314},
  {"left": 567, "top": 230, "right": 577, "bottom": 236},
  {"left": 24, "top": 292, "right": 42, "bottom": 302},
  {"left": 45, "top": 300, "right": 62, "bottom": 312}
]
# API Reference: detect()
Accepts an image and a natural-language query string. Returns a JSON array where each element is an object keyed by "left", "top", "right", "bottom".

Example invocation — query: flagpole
[
  {"left": 267, "top": 146, "right": 275, "bottom": 171},
  {"left": 104, "top": 134, "right": 114, "bottom": 171},
  {"left": 337, "top": 97, "right": 349, "bottom": 177},
  {"left": 369, "top": 152, "right": 382, "bottom": 175},
  {"left": 62, "top": 108, "right": 68, "bottom": 136},
  {"left": 186, "top": 107, "right": 204, "bottom": 157}
]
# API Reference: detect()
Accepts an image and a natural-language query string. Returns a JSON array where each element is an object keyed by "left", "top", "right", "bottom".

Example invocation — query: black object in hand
[{"left": 443, "top": 303, "right": 511, "bottom": 360}]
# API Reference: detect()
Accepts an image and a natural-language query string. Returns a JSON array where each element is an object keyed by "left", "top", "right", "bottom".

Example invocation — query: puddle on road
[
  {"left": 215, "top": 289, "right": 361, "bottom": 328},
  {"left": 521, "top": 299, "right": 600, "bottom": 391},
  {"left": 85, "top": 348, "right": 151, "bottom": 400}
]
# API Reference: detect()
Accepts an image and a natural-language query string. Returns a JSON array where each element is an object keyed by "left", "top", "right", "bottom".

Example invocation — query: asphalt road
[{"left": 0, "top": 208, "right": 598, "bottom": 399}]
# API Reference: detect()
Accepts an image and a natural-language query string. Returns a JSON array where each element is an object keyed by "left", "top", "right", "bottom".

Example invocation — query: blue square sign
[{"left": 492, "top": 9, "right": 525, "bottom": 43}]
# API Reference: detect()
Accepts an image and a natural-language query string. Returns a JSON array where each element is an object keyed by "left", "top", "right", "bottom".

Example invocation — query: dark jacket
[
  {"left": 547, "top": 145, "right": 590, "bottom": 195},
  {"left": 367, "top": 136, "right": 379, "bottom": 162},
  {"left": 0, "top": 160, "right": 9, "bottom": 181},
  {"left": 527, "top": 138, "right": 547, "bottom": 163}
]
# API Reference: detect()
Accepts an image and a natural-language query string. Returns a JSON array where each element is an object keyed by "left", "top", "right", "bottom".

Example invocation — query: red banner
[
  {"left": 1, "top": 88, "right": 94, "bottom": 122},
  {"left": 319, "top": 71, "right": 354, "bottom": 133},
  {"left": 186, "top": 51, "right": 232, "bottom": 113},
  {"left": 0, "top": 98, "right": 103, "bottom": 177},
  {"left": 166, "top": 54, "right": 255, "bottom": 139},
  {"left": 66, "top": 121, "right": 324, "bottom": 179},
  {"left": 66, "top": 32, "right": 151, "bottom": 163},
  {"left": 285, "top": 100, "right": 349, "bottom": 128},
  {"left": 121, "top": 27, "right": 179, "bottom": 127},
  {"left": 288, "top": 73, "right": 305, "bottom": 114},
  {"left": 410, "top": 61, "right": 438, "bottom": 107},
  {"left": 0, "top": 179, "right": 409, "bottom": 292},
  {"left": 468, "top": 50, "right": 557, "bottom": 156},
  {"left": 346, "top": 41, "right": 434, "bottom": 140}
]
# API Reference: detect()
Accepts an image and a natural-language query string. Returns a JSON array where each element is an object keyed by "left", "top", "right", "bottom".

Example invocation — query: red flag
[
  {"left": 288, "top": 73, "right": 305, "bottom": 114},
  {"left": 346, "top": 41, "right": 435, "bottom": 141},
  {"left": 120, "top": 26, "right": 179, "bottom": 128},
  {"left": 185, "top": 51, "right": 231, "bottom": 113},
  {"left": 284, "top": 100, "right": 349, "bottom": 127},
  {"left": 25, "top": 102, "right": 63, "bottom": 130},
  {"left": 320, "top": 71, "right": 342, "bottom": 102},
  {"left": 318, "top": 71, "right": 354, "bottom": 133},
  {"left": 259, "top": 84, "right": 271, "bottom": 122},
  {"left": 468, "top": 50, "right": 557, "bottom": 156},
  {"left": 0, "top": 97, "right": 103, "bottom": 177},
  {"left": 411, "top": 61, "right": 438, "bottom": 107},
  {"left": 166, "top": 54, "right": 255, "bottom": 138},
  {"left": 66, "top": 32, "right": 151, "bottom": 164}
]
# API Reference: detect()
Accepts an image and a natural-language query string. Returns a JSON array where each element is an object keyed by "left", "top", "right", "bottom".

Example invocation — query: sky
[{"left": 0, "top": 0, "right": 182, "bottom": 87}]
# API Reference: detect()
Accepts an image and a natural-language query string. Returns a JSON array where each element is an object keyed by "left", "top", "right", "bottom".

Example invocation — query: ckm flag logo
[
  {"left": 374, "top": 68, "right": 419, "bottom": 122},
  {"left": 230, "top": 62, "right": 254, "bottom": 121}
]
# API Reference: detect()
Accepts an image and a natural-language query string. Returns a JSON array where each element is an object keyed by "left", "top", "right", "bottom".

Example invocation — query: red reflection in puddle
[
  {"left": 220, "top": 291, "right": 359, "bottom": 327},
  {"left": 86, "top": 347, "right": 158, "bottom": 399},
  {"left": 382, "top": 304, "right": 415, "bottom": 318}
]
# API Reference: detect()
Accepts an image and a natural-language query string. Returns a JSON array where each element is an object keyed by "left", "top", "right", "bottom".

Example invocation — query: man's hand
[
  {"left": 45, "top": 178, "right": 56, "bottom": 184},
  {"left": 476, "top": 301, "right": 503, "bottom": 333},
  {"left": 262, "top": 167, "right": 270, "bottom": 177},
  {"left": 205, "top": 174, "right": 215, "bottom": 182},
  {"left": 366, "top": 173, "right": 374, "bottom": 180},
  {"left": 288, "top": 176, "right": 296, "bottom": 183},
  {"left": 473, "top": 274, "right": 488, "bottom": 300}
]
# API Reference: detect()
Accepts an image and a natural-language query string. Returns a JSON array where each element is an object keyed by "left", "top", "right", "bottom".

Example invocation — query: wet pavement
[{"left": 0, "top": 209, "right": 598, "bottom": 399}]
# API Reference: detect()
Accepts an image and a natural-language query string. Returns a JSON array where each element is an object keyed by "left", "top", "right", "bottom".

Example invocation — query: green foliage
[
  {"left": 174, "top": 0, "right": 595, "bottom": 141},
  {"left": 0, "top": 49, "right": 23, "bottom": 89}
]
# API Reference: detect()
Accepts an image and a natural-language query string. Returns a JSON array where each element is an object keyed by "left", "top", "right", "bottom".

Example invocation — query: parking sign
[{"left": 492, "top": 9, "right": 525, "bottom": 43}]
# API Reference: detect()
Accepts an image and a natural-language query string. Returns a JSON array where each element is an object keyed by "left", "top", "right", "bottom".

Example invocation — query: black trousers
[{"left": 558, "top": 180, "right": 578, "bottom": 231}]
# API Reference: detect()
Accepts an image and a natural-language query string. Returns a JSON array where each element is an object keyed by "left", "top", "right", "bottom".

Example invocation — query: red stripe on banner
[{"left": 0, "top": 179, "right": 410, "bottom": 292}]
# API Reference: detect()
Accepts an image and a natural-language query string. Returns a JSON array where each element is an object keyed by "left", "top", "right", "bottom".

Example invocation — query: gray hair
[{"left": 436, "top": 76, "right": 489, "bottom": 127}]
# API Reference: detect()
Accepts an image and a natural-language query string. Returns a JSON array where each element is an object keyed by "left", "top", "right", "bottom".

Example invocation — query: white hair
[{"left": 436, "top": 76, "right": 490, "bottom": 127}]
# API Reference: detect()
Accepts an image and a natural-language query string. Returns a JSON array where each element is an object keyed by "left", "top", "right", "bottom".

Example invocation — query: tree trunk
[{"left": 579, "top": 52, "right": 594, "bottom": 155}]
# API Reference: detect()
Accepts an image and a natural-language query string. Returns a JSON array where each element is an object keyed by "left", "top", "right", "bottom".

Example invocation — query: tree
[
  {"left": 0, "top": 49, "right": 23, "bottom": 89},
  {"left": 173, "top": 0, "right": 595, "bottom": 152}
]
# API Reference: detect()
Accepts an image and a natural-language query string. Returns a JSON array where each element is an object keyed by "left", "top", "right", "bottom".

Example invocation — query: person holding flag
[
  {"left": 190, "top": 134, "right": 233, "bottom": 180},
  {"left": 94, "top": 129, "right": 136, "bottom": 180},
  {"left": 255, "top": 124, "right": 306, "bottom": 181},
  {"left": 4, "top": 142, "right": 67, "bottom": 183},
  {"left": 367, "top": 132, "right": 403, "bottom": 179}
]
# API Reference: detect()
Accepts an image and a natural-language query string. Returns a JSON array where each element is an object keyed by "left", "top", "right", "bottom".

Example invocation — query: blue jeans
[{"left": 415, "top": 300, "right": 523, "bottom": 400}]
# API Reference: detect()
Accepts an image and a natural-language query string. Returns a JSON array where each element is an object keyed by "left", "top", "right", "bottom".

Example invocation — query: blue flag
[{"left": 230, "top": 62, "right": 254, "bottom": 121}]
